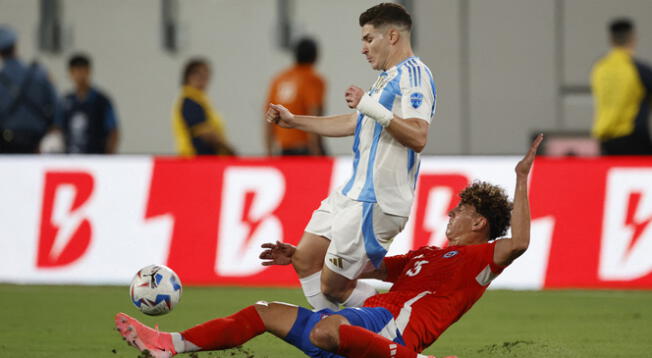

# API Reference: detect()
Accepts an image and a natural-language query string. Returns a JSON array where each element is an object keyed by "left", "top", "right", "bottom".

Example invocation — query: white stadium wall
[
  {"left": 1, "top": 156, "right": 651, "bottom": 290},
  {"left": 1, "top": 0, "right": 652, "bottom": 155}
]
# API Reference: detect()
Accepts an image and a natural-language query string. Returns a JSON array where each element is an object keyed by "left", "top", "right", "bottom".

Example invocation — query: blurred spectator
[
  {"left": 265, "top": 37, "right": 327, "bottom": 156},
  {"left": 172, "top": 58, "right": 235, "bottom": 156},
  {"left": 53, "top": 53, "right": 119, "bottom": 154},
  {"left": 0, "top": 25, "right": 57, "bottom": 154},
  {"left": 591, "top": 18, "right": 652, "bottom": 155}
]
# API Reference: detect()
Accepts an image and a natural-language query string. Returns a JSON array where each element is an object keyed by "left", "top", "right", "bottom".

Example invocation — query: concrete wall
[{"left": 1, "top": 0, "right": 651, "bottom": 155}]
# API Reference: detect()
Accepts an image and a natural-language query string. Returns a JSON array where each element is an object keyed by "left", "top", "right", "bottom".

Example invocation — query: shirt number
[{"left": 406, "top": 260, "right": 429, "bottom": 277}]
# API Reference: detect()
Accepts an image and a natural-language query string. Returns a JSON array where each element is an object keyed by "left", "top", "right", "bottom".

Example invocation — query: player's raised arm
[
  {"left": 265, "top": 104, "right": 357, "bottom": 137},
  {"left": 493, "top": 134, "right": 544, "bottom": 267}
]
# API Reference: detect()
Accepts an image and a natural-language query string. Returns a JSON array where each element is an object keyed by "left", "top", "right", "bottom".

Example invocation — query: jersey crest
[{"left": 410, "top": 92, "right": 424, "bottom": 109}]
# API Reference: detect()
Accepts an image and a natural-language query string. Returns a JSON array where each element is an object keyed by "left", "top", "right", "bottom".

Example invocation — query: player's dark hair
[
  {"left": 295, "top": 37, "right": 318, "bottom": 64},
  {"left": 609, "top": 18, "right": 634, "bottom": 46},
  {"left": 0, "top": 44, "right": 15, "bottom": 58},
  {"left": 359, "top": 2, "right": 412, "bottom": 31},
  {"left": 182, "top": 58, "right": 209, "bottom": 85},
  {"left": 459, "top": 181, "right": 512, "bottom": 240},
  {"left": 68, "top": 53, "right": 91, "bottom": 69}
]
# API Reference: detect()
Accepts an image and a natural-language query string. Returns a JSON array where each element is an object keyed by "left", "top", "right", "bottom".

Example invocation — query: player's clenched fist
[
  {"left": 344, "top": 85, "right": 364, "bottom": 109},
  {"left": 265, "top": 103, "right": 296, "bottom": 128}
]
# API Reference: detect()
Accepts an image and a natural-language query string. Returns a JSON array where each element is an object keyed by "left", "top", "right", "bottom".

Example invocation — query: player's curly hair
[
  {"left": 459, "top": 181, "right": 513, "bottom": 240},
  {"left": 359, "top": 3, "right": 412, "bottom": 31}
]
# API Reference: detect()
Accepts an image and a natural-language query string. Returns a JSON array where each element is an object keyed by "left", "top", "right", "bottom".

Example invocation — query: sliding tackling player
[{"left": 114, "top": 136, "right": 543, "bottom": 358}]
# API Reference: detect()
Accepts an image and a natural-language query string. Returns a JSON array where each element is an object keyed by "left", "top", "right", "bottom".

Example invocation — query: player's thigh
[
  {"left": 324, "top": 201, "right": 407, "bottom": 281},
  {"left": 292, "top": 231, "right": 331, "bottom": 276},
  {"left": 295, "top": 192, "right": 343, "bottom": 275},
  {"left": 253, "top": 301, "right": 299, "bottom": 339}
]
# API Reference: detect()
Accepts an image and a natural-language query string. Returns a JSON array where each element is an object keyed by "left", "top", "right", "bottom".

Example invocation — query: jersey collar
[{"left": 381, "top": 56, "right": 419, "bottom": 76}]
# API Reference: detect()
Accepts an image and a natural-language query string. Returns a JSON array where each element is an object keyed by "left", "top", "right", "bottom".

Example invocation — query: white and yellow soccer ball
[{"left": 129, "top": 264, "right": 182, "bottom": 316}]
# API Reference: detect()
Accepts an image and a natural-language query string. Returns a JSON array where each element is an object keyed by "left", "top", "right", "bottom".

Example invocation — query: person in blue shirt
[
  {"left": 0, "top": 25, "right": 58, "bottom": 153},
  {"left": 56, "top": 53, "right": 120, "bottom": 154}
]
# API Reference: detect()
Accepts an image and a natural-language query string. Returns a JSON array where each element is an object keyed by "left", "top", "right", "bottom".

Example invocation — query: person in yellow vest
[
  {"left": 172, "top": 58, "right": 236, "bottom": 156},
  {"left": 591, "top": 18, "right": 652, "bottom": 155}
]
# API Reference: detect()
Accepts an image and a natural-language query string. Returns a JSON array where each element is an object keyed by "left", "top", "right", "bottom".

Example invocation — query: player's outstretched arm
[
  {"left": 494, "top": 134, "right": 543, "bottom": 267},
  {"left": 265, "top": 104, "right": 357, "bottom": 137}
]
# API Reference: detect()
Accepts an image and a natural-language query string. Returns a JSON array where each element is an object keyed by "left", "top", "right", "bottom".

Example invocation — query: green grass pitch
[{"left": 1, "top": 284, "right": 650, "bottom": 357}]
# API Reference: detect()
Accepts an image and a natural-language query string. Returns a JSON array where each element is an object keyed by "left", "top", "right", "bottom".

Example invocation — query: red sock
[
  {"left": 336, "top": 325, "right": 419, "bottom": 358},
  {"left": 181, "top": 305, "right": 265, "bottom": 350}
]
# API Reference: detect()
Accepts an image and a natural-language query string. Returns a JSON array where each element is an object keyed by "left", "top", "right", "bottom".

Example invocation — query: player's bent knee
[
  {"left": 321, "top": 280, "right": 353, "bottom": 304},
  {"left": 321, "top": 282, "right": 344, "bottom": 303},
  {"left": 309, "top": 318, "right": 344, "bottom": 352}
]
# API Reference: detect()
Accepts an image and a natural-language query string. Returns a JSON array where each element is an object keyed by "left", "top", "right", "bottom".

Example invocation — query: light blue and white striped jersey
[{"left": 341, "top": 56, "right": 436, "bottom": 217}]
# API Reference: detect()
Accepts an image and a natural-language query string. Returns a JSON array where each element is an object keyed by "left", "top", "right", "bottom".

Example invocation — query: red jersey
[{"left": 363, "top": 242, "right": 506, "bottom": 353}]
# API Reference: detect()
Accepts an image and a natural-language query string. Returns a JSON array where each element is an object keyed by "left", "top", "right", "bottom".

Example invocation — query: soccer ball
[{"left": 129, "top": 264, "right": 182, "bottom": 316}]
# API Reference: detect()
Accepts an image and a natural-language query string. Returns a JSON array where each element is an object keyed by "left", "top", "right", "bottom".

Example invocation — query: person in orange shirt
[{"left": 265, "top": 38, "right": 327, "bottom": 156}]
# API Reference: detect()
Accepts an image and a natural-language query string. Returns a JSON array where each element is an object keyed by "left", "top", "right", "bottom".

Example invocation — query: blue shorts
[{"left": 283, "top": 306, "right": 405, "bottom": 358}]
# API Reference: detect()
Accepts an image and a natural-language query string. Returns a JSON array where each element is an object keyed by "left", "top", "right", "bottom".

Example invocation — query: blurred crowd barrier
[{"left": 0, "top": 155, "right": 651, "bottom": 289}]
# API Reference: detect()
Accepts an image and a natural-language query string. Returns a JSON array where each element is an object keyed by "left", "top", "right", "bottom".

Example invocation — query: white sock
[
  {"left": 299, "top": 271, "right": 338, "bottom": 310},
  {"left": 171, "top": 332, "right": 199, "bottom": 353},
  {"left": 342, "top": 280, "right": 378, "bottom": 308}
]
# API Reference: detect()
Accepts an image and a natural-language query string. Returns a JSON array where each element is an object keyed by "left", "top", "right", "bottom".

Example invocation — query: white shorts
[{"left": 305, "top": 191, "right": 408, "bottom": 280}]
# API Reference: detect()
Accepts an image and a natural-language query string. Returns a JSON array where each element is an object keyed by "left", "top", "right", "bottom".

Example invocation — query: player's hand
[
  {"left": 259, "top": 241, "right": 296, "bottom": 266},
  {"left": 515, "top": 133, "right": 543, "bottom": 177},
  {"left": 345, "top": 85, "right": 364, "bottom": 109},
  {"left": 265, "top": 104, "right": 296, "bottom": 128}
]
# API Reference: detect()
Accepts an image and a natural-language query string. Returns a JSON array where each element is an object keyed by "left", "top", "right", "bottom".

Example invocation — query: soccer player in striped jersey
[
  {"left": 114, "top": 135, "right": 543, "bottom": 358},
  {"left": 265, "top": 3, "right": 437, "bottom": 311}
]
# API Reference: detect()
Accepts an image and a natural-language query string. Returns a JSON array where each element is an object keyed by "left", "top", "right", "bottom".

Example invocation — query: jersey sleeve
[
  {"left": 399, "top": 63, "right": 436, "bottom": 123},
  {"left": 487, "top": 241, "right": 507, "bottom": 274}
]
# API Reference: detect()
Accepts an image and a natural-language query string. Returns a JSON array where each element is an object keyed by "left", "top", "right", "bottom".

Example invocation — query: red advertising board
[{"left": 0, "top": 156, "right": 650, "bottom": 289}]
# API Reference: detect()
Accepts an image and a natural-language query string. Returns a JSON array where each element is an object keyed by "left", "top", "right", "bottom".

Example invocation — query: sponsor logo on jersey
[
  {"left": 329, "top": 256, "right": 344, "bottom": 269},
  {"left": 410, "top": 92, "right": 424, "bottom": 109},
  {"left": 443, "top": 250, "right": 458, "bottom": 258}
]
